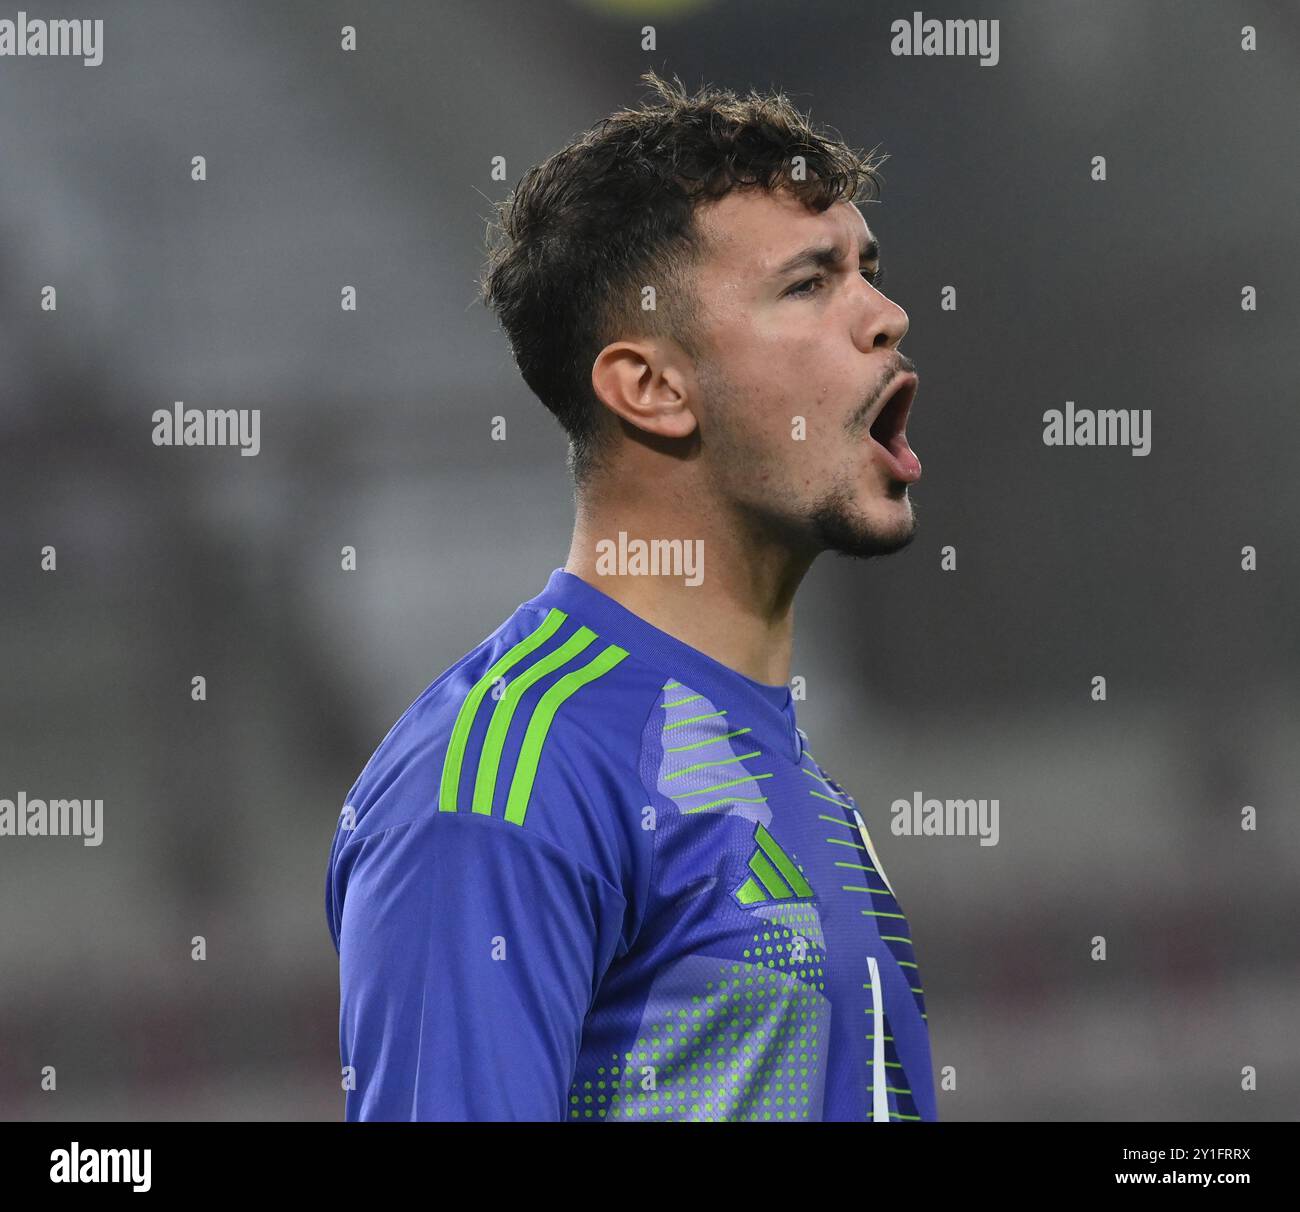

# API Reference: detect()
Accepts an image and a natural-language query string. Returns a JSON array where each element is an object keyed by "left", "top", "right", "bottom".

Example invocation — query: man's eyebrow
[{"left": 769, "top": 236, "right": 881, "bottom": 279}]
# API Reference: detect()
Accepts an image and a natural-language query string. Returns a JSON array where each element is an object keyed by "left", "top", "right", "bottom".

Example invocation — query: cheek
[
  {"left": 779, "top": 346, "right": 841, "bottom": 417},
  {"left": 713, "top": 332, "right": 842, "bottom": 456}
]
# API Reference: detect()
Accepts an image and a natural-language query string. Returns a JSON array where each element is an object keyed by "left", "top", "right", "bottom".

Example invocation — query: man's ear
[{"left": 591, "top": 341, "right": 698, "bottom": 440}]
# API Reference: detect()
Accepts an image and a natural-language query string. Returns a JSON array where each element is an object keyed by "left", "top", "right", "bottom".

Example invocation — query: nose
[{"left": 854, "top": 284, "right": 909, "bottom": 353}]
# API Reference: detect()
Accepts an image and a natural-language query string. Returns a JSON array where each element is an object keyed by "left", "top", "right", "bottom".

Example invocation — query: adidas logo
[{"left": 732, "top": 822, "right": 815, "bottom": 906}]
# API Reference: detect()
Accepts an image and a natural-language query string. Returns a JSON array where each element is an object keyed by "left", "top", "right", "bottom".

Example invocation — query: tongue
[{"left": 876, "top": 432, "right": 922, "bottom": 482}]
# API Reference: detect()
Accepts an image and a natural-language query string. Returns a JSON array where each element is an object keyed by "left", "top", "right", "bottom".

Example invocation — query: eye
[
  {"left": 786, "top": 274, "right": 826, "bottom": 297},
  {"left": 786, "top": 266, "right": 885, "bottom": 298}
]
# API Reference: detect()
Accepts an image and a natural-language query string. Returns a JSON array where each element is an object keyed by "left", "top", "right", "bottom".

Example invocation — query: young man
[{"left": 326, "top": 72, "right": 933, "bottom": 1122}]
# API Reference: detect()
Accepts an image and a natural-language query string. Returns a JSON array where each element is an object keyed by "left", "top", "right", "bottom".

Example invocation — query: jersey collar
[{"left": 526, "top": 568, "right": 802, "bottom": 763}]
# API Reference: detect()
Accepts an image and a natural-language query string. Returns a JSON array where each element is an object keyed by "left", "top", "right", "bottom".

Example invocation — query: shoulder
[{"left": 334, "top": 603, "right": 671, "bottom": 892}]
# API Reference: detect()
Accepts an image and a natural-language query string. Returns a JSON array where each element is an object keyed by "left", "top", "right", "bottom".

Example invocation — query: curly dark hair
[{"left": 479, "top": 70, "right": 887, "bottom": 484}]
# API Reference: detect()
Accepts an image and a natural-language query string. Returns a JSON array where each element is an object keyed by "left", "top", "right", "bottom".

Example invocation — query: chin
[{"left": 810, "top": 486, "right": 917, "bottom": 559}]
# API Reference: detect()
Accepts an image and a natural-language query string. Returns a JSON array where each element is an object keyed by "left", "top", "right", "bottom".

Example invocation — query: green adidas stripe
[
  {"left": 748, "top": 849, "right": 793, "bottom": 899},
  {"left": 735, "top": 877, "right": 765, "bottom": 906},
  {"left": 472, "top": 627, "right": 598, "bottom": 814},
  {"left": 438, "top": 608, "right": 567, "bottom": 813},
  {"left": 755, "top": 823, "right": 815, "bottom": 897},
  {"left": 504, "top": 643, "right": 629, "bottom": 825}
]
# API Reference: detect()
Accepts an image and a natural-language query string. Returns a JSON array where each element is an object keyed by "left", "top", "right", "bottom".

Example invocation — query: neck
[{"left": 564, "top": 477, "right": 815, "bottom": 688}]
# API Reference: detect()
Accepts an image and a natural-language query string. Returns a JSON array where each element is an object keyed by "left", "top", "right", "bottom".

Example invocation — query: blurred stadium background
[{"left": 1, "top": 0, "right": 1297, "bottom": 1119}]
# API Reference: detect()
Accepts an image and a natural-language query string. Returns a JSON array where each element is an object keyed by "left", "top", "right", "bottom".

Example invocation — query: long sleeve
[{"left": 332, "top": 810, "right": 628, "bottom": 1121}]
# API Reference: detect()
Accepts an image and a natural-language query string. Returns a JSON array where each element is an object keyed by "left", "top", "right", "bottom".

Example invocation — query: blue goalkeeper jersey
[{"left": 326, "top": 568, "right": 936, "bottom": 1122}]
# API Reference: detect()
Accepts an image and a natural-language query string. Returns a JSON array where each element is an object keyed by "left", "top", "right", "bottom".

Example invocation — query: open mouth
[{"left": 867, "top": 373, "right": 921, "bottom": 483}]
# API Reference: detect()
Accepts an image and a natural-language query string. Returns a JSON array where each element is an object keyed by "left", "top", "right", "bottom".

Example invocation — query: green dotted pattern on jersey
[{"left": 568, "top": 918, "right": 830, "bottom": 1121}]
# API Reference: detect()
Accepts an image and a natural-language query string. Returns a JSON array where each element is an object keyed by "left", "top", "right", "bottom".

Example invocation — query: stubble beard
[
  {"left": 808, "top": 477, "right": 919, "bottom": 560},
  {"left": 699, "top": 357, "right": 919, "bottom": 561}
]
